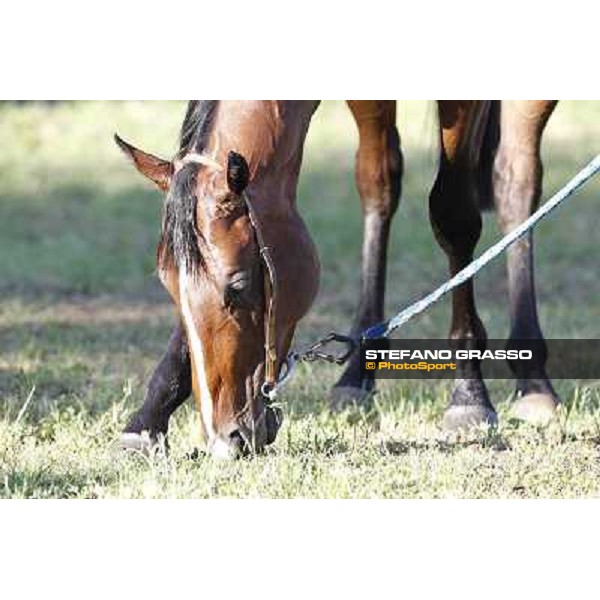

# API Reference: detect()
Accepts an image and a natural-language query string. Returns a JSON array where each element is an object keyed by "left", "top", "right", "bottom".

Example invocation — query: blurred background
[{"left": 0, "top": 100, "right": 598, "bottom": 437}]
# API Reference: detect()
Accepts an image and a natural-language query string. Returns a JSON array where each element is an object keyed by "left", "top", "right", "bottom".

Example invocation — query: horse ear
[
  {"left": 114, "top": 134, "right": 173, "bottom": 191},
  {"left": 227, "top": 151, "right": 250, "bottom": 195}
]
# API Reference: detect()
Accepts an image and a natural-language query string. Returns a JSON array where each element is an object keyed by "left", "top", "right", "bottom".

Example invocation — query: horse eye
[
  {"left": 224, "top": 273, "right": 251, "bottom": 309},
  {"left": 229, "top": 277, "right": 248, "bottom": 292}
]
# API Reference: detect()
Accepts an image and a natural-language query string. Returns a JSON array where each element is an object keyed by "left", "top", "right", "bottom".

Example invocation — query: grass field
[{"left": 1, "top": 100, "right": 599, "bottom": 498}]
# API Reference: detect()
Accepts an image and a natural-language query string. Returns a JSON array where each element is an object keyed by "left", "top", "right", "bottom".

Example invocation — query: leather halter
[{"left": 178, "top": 153, "right": 280, "bottom": 401}]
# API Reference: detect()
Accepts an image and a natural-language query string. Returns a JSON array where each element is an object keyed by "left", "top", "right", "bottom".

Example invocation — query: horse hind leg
[
  {"left": 431, "top": 101, "right": 497, "bottom": 430},
  {"left": 329, "top": 100, "right": 402, "bottom": 411},
  {"left": 494, "top": 100, "right": 559, "bottom": 424}
]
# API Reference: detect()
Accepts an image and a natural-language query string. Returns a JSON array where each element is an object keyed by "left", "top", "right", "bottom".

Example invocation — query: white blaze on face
[{"left": 178, "top": 269, "right": 215, "bottom": 441}]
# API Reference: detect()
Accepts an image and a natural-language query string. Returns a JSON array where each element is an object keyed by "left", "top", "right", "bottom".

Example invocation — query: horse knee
[
  {"left": 494, "top": 148, "right": 543, "bottom": 231},
  {"left": 356, "top": 126, "right": 403, "bottom": 219}
]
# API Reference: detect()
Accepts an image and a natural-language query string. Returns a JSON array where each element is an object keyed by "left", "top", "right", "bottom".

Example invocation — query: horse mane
[
  {"left": 158, "top": 100, "right": 219, "bottom": 276},
  {"left": 178, "top": 100, "right": 219, "bottom": 156}
]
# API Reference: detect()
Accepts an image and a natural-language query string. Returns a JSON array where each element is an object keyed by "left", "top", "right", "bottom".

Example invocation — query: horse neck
[
  {"left": 210, "top": 100, "right": 318, "bottom": 215},
  {"left": 208, "top": 101, "right": 321, "bottom": 324}
]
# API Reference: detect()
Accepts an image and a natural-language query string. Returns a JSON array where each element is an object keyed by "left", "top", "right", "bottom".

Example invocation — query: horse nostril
[
  {"left": 228, "top": 429, "right": 248, "bottom": 454},
  {"left": 229, "top": 429, "right": 251, "bottom": 457}
]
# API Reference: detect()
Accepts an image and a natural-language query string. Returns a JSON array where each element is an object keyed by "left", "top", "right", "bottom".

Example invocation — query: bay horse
[{"left": 115, "top": 100, "right": 558, "bottom": 458}]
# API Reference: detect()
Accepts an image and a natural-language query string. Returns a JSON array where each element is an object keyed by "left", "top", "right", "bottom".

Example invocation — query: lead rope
[{"left": 271, "top": 153, "right": 600, "bottom": 395}]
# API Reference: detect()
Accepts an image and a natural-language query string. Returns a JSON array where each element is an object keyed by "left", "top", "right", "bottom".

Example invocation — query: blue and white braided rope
[{"left": 363, "top": 153, "right": 600, "bottom": 340}]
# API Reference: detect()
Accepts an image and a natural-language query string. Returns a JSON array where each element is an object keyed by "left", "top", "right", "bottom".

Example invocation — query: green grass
[{"left": 1, "top": 100, "right": 599, "bottom": 498}]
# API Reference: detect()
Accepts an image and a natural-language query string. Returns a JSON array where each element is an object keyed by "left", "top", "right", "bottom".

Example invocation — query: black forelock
[
  {"left": 158, "top": 101, "right": 220, "bottom": 275},
  {"left": 158, "top": 163, "right": 207, "bottom": 275}
]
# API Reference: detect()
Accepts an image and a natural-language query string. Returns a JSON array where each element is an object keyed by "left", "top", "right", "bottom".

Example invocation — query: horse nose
[{"left": 208, "top": 429, "right": 249, "bottom": 460}]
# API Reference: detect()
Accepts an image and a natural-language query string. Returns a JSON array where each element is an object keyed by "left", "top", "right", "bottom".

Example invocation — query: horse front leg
[
  {"left": 432, "top": 101, "right": 497, "bottom": 430},
  {"left": 494, "top": 100, "right": 559, "bottom": 424},
  {"left": 329, "top": 100, "right": 402, "bottom": 411},
  {"left": 119, "top": 322, "right": 191, "bottom": 451}
]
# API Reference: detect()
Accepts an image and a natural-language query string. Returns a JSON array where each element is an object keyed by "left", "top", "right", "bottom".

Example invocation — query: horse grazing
[
  {"left": 115, "top": 100, "right": 558, "bottom": 458},
  {"left": 116, "top": 101, "right": 320, "bottom": 457}
]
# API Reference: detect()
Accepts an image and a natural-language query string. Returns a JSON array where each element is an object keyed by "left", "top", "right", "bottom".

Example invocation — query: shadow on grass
[
  {"left": 0, "top": 316, "right": 172, "bottom": 357},
  {"left": 1, "top": 143, "right": 597, "bottom": 301},
  {"left": 0, "top": 182, "right": 162, "bottom": 298},
  {"left": 1, "top": 144, "right": 598, "bottom": 430},
  {"left": 383, "top": 435, "right": 511, "bottom": 456}
]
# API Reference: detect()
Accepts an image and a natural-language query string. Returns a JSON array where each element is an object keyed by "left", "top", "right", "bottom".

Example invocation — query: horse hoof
[
  {"left": 117, "top": 431, "right": 157, "bottom": 455},
  {"left": 443, "top": 405, "right": 498, "bottom": 431},
  {"left": 329, "top": 386, "right": 372, "bottom": 413},
  {"left": 511, "top": 393, "right": 558, "bottom": 425}
]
